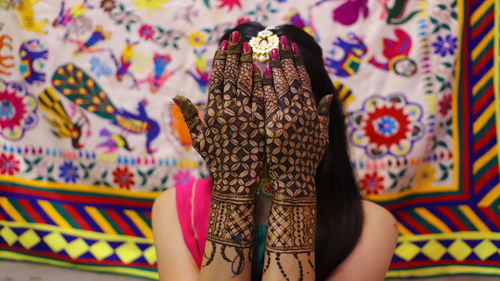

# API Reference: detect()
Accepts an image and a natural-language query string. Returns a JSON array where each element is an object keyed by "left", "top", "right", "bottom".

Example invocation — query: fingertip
[
  {"left": 265, "top": 65, "right": 272, "bottom": 78},
  {"left": 220, "top": 40, "right": 228, "bottom": 51},
  {"left": 262, "top": 65, "right": 273, "bottom": 86},
  {"left": 173, "top": 95, "right": 197, "bottom": 120},
  {"left": 172, "top": 97, "right": 179, "bottom": 106},
  {"left": 291, "top": 43, "right": 299, "bottom": 56},
  {"left": 253, "top": 63, "right": 263, "bottom": 83},
  {"left": 280, "top": 36, "right": 289, "bottom": 50},
  {"left": 271, "top": 48, "right": 279, "bottom": 60},
  {"left": 242, "top": 42, "right": 250, "bottom": 54},
  {"left": 253, "top": 63, "right": 258, "bottom": 74},
  {"left": 230, "top": 31, "right": 239, "bottom": 44}
]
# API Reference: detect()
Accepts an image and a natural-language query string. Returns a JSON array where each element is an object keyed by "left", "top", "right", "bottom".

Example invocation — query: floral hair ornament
[{"left": 249, "top": 28, "right": 279, "bottom": 63}]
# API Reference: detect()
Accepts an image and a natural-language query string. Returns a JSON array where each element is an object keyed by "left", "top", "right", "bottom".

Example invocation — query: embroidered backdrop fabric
[{"left": 0, "top": 0, "right": 498, "bottom": 279}]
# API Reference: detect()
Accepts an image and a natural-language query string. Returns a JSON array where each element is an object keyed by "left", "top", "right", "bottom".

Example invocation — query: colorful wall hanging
[{"left": 0, "top": 0, "right": 498, "bottom": 279}]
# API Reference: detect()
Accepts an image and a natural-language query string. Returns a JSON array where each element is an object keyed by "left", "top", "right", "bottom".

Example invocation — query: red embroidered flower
[
  {"left": 138, "top": 24, "right": 155, "bottom": 40},
  {"left": 362, "top": 105, "right": 411, "bottom": 148},
  {"left": 0, "top": 153, "right": 20, "bottom": 175},
  {"left": 0, "top": 91, "right": 27, "bottom": 130},
  {"left": 359, "top": 172, "right": 384, "bottom": 195},
  {"left": 112, "top": 166, "right": 135, "bottom": 189},
  {"left": 0, "top": 80, "right": 38, "bottom": 140},
  {"left": 217, "top": 0, "right": 241, "bottom": 11},
  {"left": 438, "top": 94, "right": 451, "bottom": 116},
  {"left": 350, "top": 94, "right": 424, "bottom": 158}
]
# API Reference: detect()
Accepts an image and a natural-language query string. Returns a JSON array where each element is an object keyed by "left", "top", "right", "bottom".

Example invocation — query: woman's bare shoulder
[
  {"left": 152, "top": 188, "right": 199, "bottom": 281},
  {"left": 327, "top": 200, "right": 398, "bottom": 281}
]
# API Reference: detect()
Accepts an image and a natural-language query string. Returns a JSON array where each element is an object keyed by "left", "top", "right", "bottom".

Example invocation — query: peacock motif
[
  {"left": 38, "top": 87, "right": 88, "bottom": 149},
  {"left": 51, "top": 63, "right": 160, "bottom": 154}
]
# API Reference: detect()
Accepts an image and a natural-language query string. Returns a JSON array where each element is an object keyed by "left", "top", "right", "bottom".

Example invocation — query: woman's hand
[
  {"left": 175, "top": 31, "right": 266, "bottom": 279},
  {"left": 261, "top": 37, "right": 328, "bottom": 281},
  {"left": 175, "top": 35, "right": 266, "bottom": 193}
]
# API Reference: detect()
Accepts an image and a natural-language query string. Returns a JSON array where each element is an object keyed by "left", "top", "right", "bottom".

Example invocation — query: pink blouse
[{"left": 175, "top": 177, "right": 212, "bottom": 267}]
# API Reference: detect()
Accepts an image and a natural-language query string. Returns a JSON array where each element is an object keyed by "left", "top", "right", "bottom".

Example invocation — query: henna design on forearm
[
  {"left": 261, "top": 38, "right": 328, "bottom": 281},
  {"left": 176, "top": 32, "right": 266, "bottom": 278}
]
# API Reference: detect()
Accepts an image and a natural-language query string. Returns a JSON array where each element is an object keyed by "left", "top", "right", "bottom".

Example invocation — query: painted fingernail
[
  {"left": 220, "top": 40, "right": 228, "bottom": 51},
  {"left": 253, "top": 63, "right": 258, "bottom": 73},
  {"left": 291, "top": 43, "right": 299, "bottom": 56},
  {"left": 265, "top": 65, "right": 272, "bottom": 78},
  {"left": 242, "top": 42, "right": 250, "bottom": 54},
  {"left": 172, "top": 97, "right": 179, "bottom": 106},
  {"left": 280, "top": 36, "right": 289, "bottom": 50},
  {"left": 271, "top": 48, "right": 279, "bottom": 60},
  {"left": 231, "top": 31, "right": 239, "bottom": 43}
]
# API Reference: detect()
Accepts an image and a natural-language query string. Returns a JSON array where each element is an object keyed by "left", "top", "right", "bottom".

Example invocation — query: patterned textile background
[{"left": 0, "top": 0, "right": 498, "bottom": 279}]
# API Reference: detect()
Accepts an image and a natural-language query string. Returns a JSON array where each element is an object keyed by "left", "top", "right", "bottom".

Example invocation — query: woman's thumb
[{"left": 173, "top": 95, "right": 203, "bottom": 142}]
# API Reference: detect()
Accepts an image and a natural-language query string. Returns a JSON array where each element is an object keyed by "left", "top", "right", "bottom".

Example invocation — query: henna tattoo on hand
[
  {"left": 176, "top": 31, "right": 266, "bottom": 277},
  {"left": 261, "top": 37, "right": 329, "bottom": 281}
]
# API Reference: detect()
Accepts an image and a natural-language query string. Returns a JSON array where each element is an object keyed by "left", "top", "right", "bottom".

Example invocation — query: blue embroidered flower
[
  {"left": 59, "top": 161, "right": 79, "bottom": 183},
  {"left": 432, "top": 34, "right": 457, "bottom": 57},
  {"left": 375, "top": 116, "right": 399, "bottom": 136}
]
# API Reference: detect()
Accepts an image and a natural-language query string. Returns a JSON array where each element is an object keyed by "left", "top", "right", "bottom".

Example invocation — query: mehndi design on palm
[{"left": 175, "top": 31, "right": 266, "bottom": 275}]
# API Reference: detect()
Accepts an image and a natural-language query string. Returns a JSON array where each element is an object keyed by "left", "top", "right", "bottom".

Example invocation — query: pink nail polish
[
  {"left": 220, "top": 40, "right": 228, "bottom": 51},
  {"left": 252, "top": 63, "right": 258, "bottom": 73},
  {"left": 280, "top": 36, "right": 289, "bottom": 50},
  {"left": 265, "top": 66, "right": 272, "bottom": 78},
  {"left": 242, "top": 42, "right": 250, "bottom": 54},
  {"left": 291, "top": 43, "right": 299, "bottom": 56},
  {"left": 271, "top": 48, "right": 279, "bottom": 60},
  {"left": 231, "top": 31, "right": 239, "bottom": 43}
]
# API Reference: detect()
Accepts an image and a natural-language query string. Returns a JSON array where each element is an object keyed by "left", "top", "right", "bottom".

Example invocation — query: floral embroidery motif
[
  {"left": 100, "top": 0, "right": 116, "bottom": 13},
  {"left": 112, "top": 166, "right": 135, "bottom": 189},
  {"left": 217, "top": 0, "right": 242, "bottom": 11},
  {"left": 138, "top": 24, "right": 155, "bottom": 40},
  {"left": 132, "top": 0, "right": 169, "bottom": 14},
  {"left": 0, "top": 79, "right": 38, "bottom": 140},
  {"left": 413, "top": 163, "right": 436, "bottom": 187},
  {"left": 359, "top": 171, "right": 385, "bottom": 194},
  {"left": 173, "top": 169, "right": 194, "bottom": 186},
  {"left": 432, "top": 34, "right": 457, "bottom": 57},
  {"left": 187, "top": 32, "right": 206, "bottom": 48},
  {"left": 438, "top": 94, "right": 452, "bottom": 116},
  {"left": 0, "top": 153, "right": 20, "bottom": 175},
  {"left": 349, "top": 94, "right": 424, "bottom": 158},
  {"left": 58, "top": 161, "right": 80, "bottom": 183}
]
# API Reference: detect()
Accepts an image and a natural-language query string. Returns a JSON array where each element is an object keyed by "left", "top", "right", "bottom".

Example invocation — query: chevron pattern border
[
  {"left": 0, "top": 220, "right": 158, "bottom": 279},
  {"left": 382, "top": 0, "right": 500, "bottom": 278}
]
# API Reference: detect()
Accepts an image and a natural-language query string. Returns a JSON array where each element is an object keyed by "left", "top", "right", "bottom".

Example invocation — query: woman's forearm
[
  {"left": 176, "top": 30, "right": 265, "bottom": 281},
  {"left": 199, "top": 191, "right": 256, "bottom": 281},
  {"left": 262, "top": 194, "right": 316, "bottom": 281}
]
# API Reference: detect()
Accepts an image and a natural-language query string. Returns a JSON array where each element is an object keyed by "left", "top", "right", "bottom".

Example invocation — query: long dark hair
[{"left": 219, "top": 22, "right": 364, "bottom": 281}]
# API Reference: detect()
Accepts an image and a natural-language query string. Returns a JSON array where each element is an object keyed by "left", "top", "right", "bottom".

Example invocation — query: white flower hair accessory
[{"left": 249, "top": 28, "right": 279, "bottom": 63}]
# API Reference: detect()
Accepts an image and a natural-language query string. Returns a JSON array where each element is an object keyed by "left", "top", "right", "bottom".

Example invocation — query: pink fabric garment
[{"left": 175, "top": 177, "right": 212, "bottom": 268}]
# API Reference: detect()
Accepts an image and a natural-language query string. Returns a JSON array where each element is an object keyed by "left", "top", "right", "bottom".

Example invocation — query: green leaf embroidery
[
  {"left": 441, "top": 23, "right": 451, "bottom": 30},
  {"left": 161, "top": 175, "right": 168, "bottom": 184}
]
